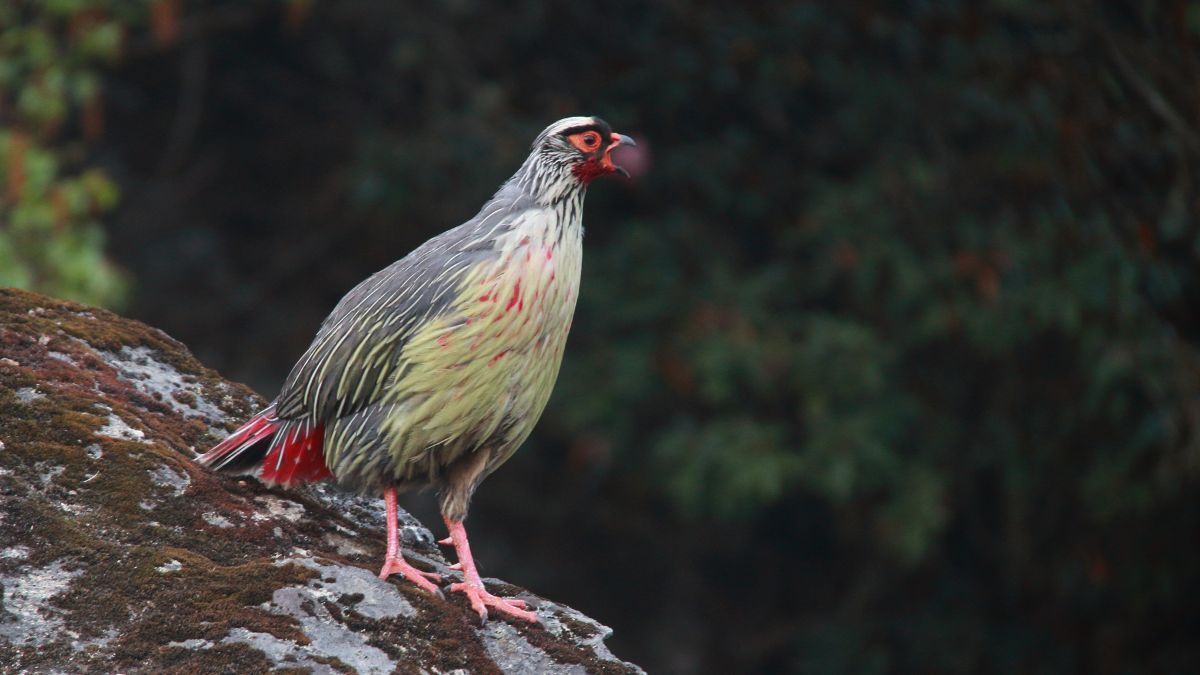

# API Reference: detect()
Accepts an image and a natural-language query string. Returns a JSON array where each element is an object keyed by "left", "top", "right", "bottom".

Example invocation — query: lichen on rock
[{"left": 0, "top": 288, "right": 641, "bottom": 674}]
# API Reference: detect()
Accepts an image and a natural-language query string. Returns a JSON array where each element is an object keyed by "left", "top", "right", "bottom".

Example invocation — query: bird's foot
[
  {"left": 449, "top": 580, "right": 538, "bottom": 623},
  {"left": 379, "top": 556, "right": 442, "bottom": 595}
]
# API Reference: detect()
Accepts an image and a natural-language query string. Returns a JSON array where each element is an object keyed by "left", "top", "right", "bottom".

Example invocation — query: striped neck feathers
[{"left": 510, "top": 149, "right": 590, "bottom": 207}]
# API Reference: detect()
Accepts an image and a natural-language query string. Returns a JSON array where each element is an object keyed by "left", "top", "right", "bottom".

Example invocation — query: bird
[{"left": 197, "top": 116, "right": 634, "bottom": 623}]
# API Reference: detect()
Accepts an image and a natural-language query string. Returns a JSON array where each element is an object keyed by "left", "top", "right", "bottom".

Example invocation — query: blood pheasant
[{"left": 198, "top": 117, "right": 633, "bottom": 623}]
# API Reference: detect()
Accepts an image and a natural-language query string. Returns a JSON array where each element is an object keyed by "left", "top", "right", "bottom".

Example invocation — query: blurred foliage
[
  {"left": 0, "top": 0, "right": 130, "bottom": 306},
  {"left": 13, "top": 0, "right": 1200, "bottom": 673}
]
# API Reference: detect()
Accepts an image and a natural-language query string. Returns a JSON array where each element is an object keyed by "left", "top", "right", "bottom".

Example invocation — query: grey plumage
[{"left": 198, "top": 115, "right": 633, "bottom": 623}]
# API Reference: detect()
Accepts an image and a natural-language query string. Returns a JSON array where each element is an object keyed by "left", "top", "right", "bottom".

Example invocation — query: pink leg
[
  {"left": 378, "top": 487, "right": 441, "bottom": 594},
  {"left": 443, "top": 516, "right": 538, "bottom": 623}
]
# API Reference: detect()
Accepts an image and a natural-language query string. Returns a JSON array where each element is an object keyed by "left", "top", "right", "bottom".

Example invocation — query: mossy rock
[{"left": 0, "top": 288, "right": 640, "bottom": 674}]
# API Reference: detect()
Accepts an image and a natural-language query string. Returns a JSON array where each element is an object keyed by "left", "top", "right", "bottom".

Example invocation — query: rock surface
[{"left": 0, "top": 288, "right": 641, "bottom": 674}]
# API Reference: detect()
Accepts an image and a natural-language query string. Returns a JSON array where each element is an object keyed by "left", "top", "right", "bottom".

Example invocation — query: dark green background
[{"left": 3, "top": 1, "right": 1198, "bottom": 672}]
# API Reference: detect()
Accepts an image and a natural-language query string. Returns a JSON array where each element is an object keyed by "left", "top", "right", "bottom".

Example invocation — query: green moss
[
  {"left": 309, "top": 653, "right": 355, "bottom": 673},
  {"left": 0, "top": 289, "right": 303, "bottom": 670},
  {"left": 154, "top": 643, "right": 278, "bottom": 675}
]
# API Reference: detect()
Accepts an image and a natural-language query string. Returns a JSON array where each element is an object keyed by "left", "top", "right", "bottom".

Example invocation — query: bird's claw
[
  {"left": 449, "top": 581, "right": 538, "bottom": 623},
  {"left": 437, "top": 536, "right": 453, "bottom": 546},
  {"left": 378, "top": 556, "right": 442, "bottom": 595}
]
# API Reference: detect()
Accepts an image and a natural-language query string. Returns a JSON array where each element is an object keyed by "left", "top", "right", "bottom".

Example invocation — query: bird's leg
[
  {"left": 378, "top": 487, "right": 442, "bottom": 594},
  {"left": 443, "top": 515, "right": 538, "bottom": 623}
]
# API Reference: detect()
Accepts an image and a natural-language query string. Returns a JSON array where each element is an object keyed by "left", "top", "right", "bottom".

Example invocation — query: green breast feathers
[{"left": 321, "top": 206, "right": 584, "bottom": 488}]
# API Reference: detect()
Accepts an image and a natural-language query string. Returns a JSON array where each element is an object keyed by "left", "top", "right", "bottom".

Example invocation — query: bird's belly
[{"left": 376, "top": 238, "right": 580, "bottom": 480}]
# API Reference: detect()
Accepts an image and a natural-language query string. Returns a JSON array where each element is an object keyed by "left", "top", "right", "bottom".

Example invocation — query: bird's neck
[{"left": 511, "top": 154, "right": 588, "bottom": 207}]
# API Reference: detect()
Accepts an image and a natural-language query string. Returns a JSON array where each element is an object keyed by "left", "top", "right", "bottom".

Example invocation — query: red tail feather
[
  {"left": 198, "top": 408, "right": 278, "bottom": 467},
  {"left": 260, "top": 419, "right": 332, "bottom": 485},
  {"left": 198, "top": 407, "right": 331, "bottom": 487}
]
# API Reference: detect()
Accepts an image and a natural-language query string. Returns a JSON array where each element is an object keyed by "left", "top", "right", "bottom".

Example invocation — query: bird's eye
[{"left": 569, "top": 131, "right": 602, "bottom": 153}]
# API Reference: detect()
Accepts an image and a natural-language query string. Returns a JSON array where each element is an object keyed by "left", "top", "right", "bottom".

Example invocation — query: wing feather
[{"left": 275, "top": 188, "right": 530, "bottom": 421}]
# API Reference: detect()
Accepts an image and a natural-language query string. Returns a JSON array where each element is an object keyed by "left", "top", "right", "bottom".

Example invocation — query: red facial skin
[{"left": 569, "top": 131, "right": 626, "bottom": 184}]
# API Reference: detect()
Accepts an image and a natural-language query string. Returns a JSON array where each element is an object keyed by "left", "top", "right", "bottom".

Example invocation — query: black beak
[{"left": 609, "top": 133, "right": 636, "bottom": 177}]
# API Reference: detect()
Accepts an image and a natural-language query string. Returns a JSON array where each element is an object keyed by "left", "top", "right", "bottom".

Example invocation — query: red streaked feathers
[{"left": 505, "top": 280, "right": 523, "bottom": 312}]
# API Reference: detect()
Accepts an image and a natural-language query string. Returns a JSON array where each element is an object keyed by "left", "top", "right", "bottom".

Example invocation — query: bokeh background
[{"left": 3, "top": 1, "right": 1199, "bottom": 673}]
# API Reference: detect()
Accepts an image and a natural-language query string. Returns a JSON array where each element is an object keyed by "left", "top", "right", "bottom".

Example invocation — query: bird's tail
[{"left": 197, "top": 405, "right": 331, "bottom": 486}]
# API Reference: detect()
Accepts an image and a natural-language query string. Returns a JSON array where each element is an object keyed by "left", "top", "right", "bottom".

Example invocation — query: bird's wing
[{"left": 274, "top": 196, "right": 525, "bottom": 422}]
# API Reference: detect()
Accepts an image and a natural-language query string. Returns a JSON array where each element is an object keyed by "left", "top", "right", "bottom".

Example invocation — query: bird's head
[{"left": 528, "top": 116, "right": 636, "bottom": 188}]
